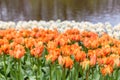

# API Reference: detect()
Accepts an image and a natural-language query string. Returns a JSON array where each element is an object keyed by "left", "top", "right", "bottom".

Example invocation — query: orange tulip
[
  {"left": 19, "top": 29, "right": 31, "bottom": 37},
  {"left": 90, "top": 54, "right": 97, "bottom": 66},
  {"left": 70, "top": 43, "right": 81, "bottom": 54},
  {"left": 105, "top": 57, "right": 114, "bottom": 67},
  {"left": 80, "top": 59, "right": 90, "bottom": 70},
  {"left": 46, "top": 48, "right": 60, "bottom": 62},
  {"left": 58, "top": 56, "right": 73, "bottom": 68},
  {"left": 31, "top": 45, "right": 44, "bottom": 58},
  {"left": 81, "top": 31, "right": 98, "bottom": 39},
  {"left": 32, "top": 27, "right": 39, "bottom": 32},
  {"left": 1, "top": 44, "right": 10, "bottom": 54},
  {"left": 9, "top": 49, "right": 14, "bottom": 57},
  {"left": 0, "top": 38, "right": 9, "bottom": 45},
  {"left": 102, "top": 47, "right": 111, "bottom": 57},
  {"left": 65, "top": 29, "right": 80, "bottom": 35},
  {"left": 101, "top": 65, "right": 113, "bottom": 76},
  {"left": 68, "top": 34, "right": 81, "bottom": 41},
  {"left": 58, "top": 55, "right": 63, "bottom": 66},
  {"left": 4, "top": 34, "right": 13, "bottom": 40},
  {"left": 83, "top": 38, "right": 91, "bottom": 48},
  {"left": 64, "top": 56, "right": 73, "bottom": 68},
  {"left": 24, "top": 38, "right": 36, "bottom": 49},
  {"left": 60, "top": 45, "right": 72, "bottom": 56},
  {"left": 83, "top": 37, "right": 100, "bottom": 49},
  {"left": 94, "top": 49, "right": 103, "bottom": 57},
  {"left": 110, "top": 54, "right": 120, "bottom": 67},
  {"left": 11, "top": 45, "right": 25, "bottom": 59},
  {"left": 97, "top": 57, "right": 106, "bottom": 66},
  {"left": 13, "top": 37, "right": 25, "bottom": 44},
  {"left": 75, "top": 51, "right": 86, "bottom": 62},
  {"left": 14, "top": 49, "right": 24, "bottom": 59},
  {"left": 9, "top": 42, "right": 18, "bottom": 50},
  {"left": 47, "top": 41, "right": 57, "bottom": 49},
  {"left": 55, "top": 34, "right": 69, "bottom": 46}
]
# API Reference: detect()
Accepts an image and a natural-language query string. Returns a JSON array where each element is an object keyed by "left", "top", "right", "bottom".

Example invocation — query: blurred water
[{"left": 0, "top": 0, "right": 120, "bottom": 25}]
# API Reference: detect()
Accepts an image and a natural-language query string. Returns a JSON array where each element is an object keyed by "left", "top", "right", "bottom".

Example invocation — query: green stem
[
  {"left": 36, "top": 72, "right": 38, "bottom": 80},
  {"left": 14, "top": 59, "right": 17, "bottom": 80},
  {"left": 37, "top": 59, "right": 40, "bottom": 79},
  {"left": 74, "top": 68, "right": 76, "bottom": 80},
  {"left": 3, "top": 54, "right": 7, "bottom": 80},
  {"left": 91, "top": 68, "right": 93, "bottom": 79},
  {"left": 75, "top": 63, "right": 79, "bottom": 80},
  {"left": 18, "top": 59, "right": 21, "bottom": 80},
  {"left": 86, "top": 69, "right": 89, "bottom": 80},
  {"left": 50, "top": 64, "right": 52, "bottom": 80},
  {"left": 116, "top": 68, "right": 118, "bottom": 80},
  {"left": 62, "top": 68, "right": 66, "bottom": 80},
  {"left": 56, "top": 67, "right": 59, "bottom": 80},
  {"left": 35, "top": 58, "right": 39, "bottom": 80},
  {"left": 31, "top": 57, "right": 38, "bottom": 80},
  {"left": 37, "top": 58, "right": 41, "bottom": 80}
]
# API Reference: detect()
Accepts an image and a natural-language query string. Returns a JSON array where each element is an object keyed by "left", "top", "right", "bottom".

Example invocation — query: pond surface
[{"left": 0, "top": 0, "right": 120, "bottom": 25}]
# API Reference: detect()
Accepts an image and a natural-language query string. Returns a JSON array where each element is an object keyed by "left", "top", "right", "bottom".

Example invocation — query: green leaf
[
  {"left": 20, "top": 67, "right": 24, "bottom": 80},
  {"left": 93, "top": 71, "right": 100, "bottom": 80},
  {"left": 29, "top": 76, "right": 36, "bottom": 80},
  {"left": 117, "top": 70, "right": 120, "bottom": 80},
  {"left": 10, "top": 70, "right": 17, "bottom": 80},
  {"left": 5, "top": 63, "right": 11, "bottom": 76},
  {"left": 56, "top": 65, "right": 62, "bottom": 80},
  {"left": 0, "top": 73, "right": 6, "bottom": 80}
]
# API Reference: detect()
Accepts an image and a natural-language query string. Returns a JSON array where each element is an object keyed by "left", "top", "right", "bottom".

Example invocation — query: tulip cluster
[
  {"left": 1, "top": 21, "right": 120, "bottom": 40},
  {"left": 0, "top": 28, "right": 120, "bottom": 80}
]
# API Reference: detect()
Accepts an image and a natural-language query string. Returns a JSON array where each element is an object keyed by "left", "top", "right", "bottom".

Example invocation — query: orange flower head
[
  {"left": 110, "top": 54, "right": 120, "bottom": 67},
  {"left": 101, "top": 65, "right": 113, "bottom": 76},
  {"left": 1, "top": 44, "right": 10, "bottom": 54},
  {"left": 75, "top": 51, "right": 86, "bottom": 62},
  {"left": 32, "top": 27, "right": 39, "bottom": 32},
  {"left": 65, "top": 29, "right": 80, "bottom": 35},
  {"left": 71, "top": 43, "right": 82, "bottom": 54},
  {"left": 90, "top": 54, "right": 97, "bottom": 66},
  {"left": 31, "top": 45, "right": 44, "bottom": 58},
  {"left": 13, "top": 45, "right": 25, "bottom": 59},
  {"left": 55, "top": 34, "right": 69, "bottom": 46},
  {"left": 24, "top": 37, "right": 36, "bottom": 49},
  {"left": 80, "top": 59, "right": 90, "bottom": 70},
  {"left": 106, "top": 57, "right": 114, "bottom": 67},
  {"left": 46, "top": 48, "right": 60, "bottom": 62},
  {"left": 64, "top": 56, "right": 73, "bottom": 68},
  {"left": 13, "top": 37, "right": 25, "bottom": 45},
  {"left": 47, "top": 41, "right": 57, "bottom": 49},
  {"left": 61, "top": 45, "right": 72, "bottom": 56},
  {"left": 58, "top": 56, "right": 73, "bottom": 68}
]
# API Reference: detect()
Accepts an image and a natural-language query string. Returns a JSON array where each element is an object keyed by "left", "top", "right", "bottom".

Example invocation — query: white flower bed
[{"left": 0, "top": 20, "right": 120, "bottom": 39}]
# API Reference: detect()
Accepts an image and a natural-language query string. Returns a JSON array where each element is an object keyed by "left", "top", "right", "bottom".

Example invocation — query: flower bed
[
  {"left": 0, "top": 20, "right": 120, "bottom": 39},
  {"left": 0, "top": 27, "right": 120, "bottom": 80}
]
